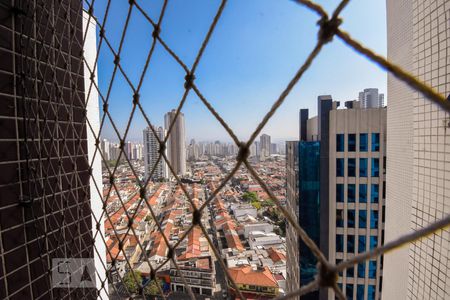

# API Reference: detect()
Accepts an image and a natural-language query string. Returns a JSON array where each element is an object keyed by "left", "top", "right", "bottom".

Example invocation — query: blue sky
[{"left": 92, "top": 0, "right": 387, "bottom": 142}]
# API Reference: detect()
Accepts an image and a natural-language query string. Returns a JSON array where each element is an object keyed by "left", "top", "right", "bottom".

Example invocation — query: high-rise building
[
  {"left": 101, "top": 139, "right": 110, "bottom": 161},
  {"left": 260, "top": 134, "right": 271, "bottom": 160},
  {"left": 286, "top": 98, "right": 387, "bottom": 300},
  {"left": 143, "top": 126, "right": 168, "bottom": 181},
  {"left": 164, "top": 110, "right": 186, "bottom": 176},
  {"left": 0, "top": 4, "right": 104, "bottom": 299},
  {"left": 358, "top": 88, "right": 384, "bottom": 109},
  {"left": 383, "top": 1, "right": 450, "bottom": 299}
]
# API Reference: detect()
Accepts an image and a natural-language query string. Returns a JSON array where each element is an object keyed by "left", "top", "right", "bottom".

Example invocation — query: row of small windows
[
  {"left": 336, "top": 158, "right": 379, "bottom": 177},
  {"left": 336, "top": 235, "right": 379, "bottom": 253},
  {"left": 336, "top": 209, "right": 379, "bottom": 229},
  {"left": 336, "top": 133, "right": 380, "bottom": 152},
  {"left": 337, "top": 283, "right": 376, "bottom": 300},
  {"left": 336, "top": 184, "right": 381, "bottom": 203}
]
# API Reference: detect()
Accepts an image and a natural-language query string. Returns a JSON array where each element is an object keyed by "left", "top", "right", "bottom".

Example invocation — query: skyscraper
[
  {"left": 286, "top": 98, "right": 387, "bottom": 300},
  {"left": 383, "top": 1, "right": 450, "bottom": 299},
  {"left": 143, "top": 126, "right": 168, "bottom": 181},
  {"left": 358, "top": 88, "right": 384, "bottom": 109},
  {"left": 260, "top": 134, "right": 271, "bottom": 160},
  {"left": 164, "top": 110, "right": 186, "bottom": 176}
]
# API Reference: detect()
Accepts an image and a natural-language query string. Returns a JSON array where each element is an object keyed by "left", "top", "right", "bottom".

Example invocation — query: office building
[
  {"left": 358, "top": 88, "right": 384, "bottom": 109},
  {"left": 286, "top": 97, "right": 387, "bottom": 300},
  {"left": 143, "top": 126, "right": 168, "bottom": 181},
  {"left": 260, "top": 134, "right": 271, "bottom": 160},
  {"left": 164, "top": 110, "right": 186, "bottom": 176},
  {"left": 383, "top": 1, "right": 450, "bottom": 299}
]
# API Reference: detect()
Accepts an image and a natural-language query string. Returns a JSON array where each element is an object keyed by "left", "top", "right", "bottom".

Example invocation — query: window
[
  {"left": 359, "top": 210, "right": 367, "bottom": 228},
  {"left": 358, "top": 235, "right": 366, "bottom": 253},
  {"left": 368, "top": 285, "right": 376, "bottom": 300},
  {"left": 360, "top": 133, "right": 368, "bottom": 152},
  {"left": 336, "top": 235, "right": 344, "bottom": 252},
  {"left": 348, "top": 158, "right": 356, "bottom": 177},
  {"left": 346, "top": 265, "right": 354, "bottom": 278},
  {"left": 348, "top": 134, "right": 356, "bottom": 152},
  {"left": 348, "top": 184, "right": 356, "bottom": 203},
  {"left": 368, "top": 261, "right": 377, "bottom": 279},
  {"left": 371, "top": 133, "right": 380, "bottom": 152},
  {"left": 346, "top": 284, "right": 354, "bottom": 299},
  {"left": 357, "top": 285, "right": 365, "bottom": 299},
  {"left": 360, "top": 158, "right": 368, "bottom": 177},
  {"left": 337, "top": 134, "right": 345, "bottom": 152},
  {"left": 371, "top": 184, "right": 379, "bottom": 203},
  {"left": 337, "top": 158, "right": 344, "bottom": 177},
  {"left": 370, "top": 210, "right": 379, "bottom": 229},
  {"left": 336, "top": 209, "right": 344, "bottom": 227},
  {"left": 347, "top": 235, "right": 355, "bottom": 253},
  {"left": 348, "top": 210, "right": 355, "bottom": 228},
  {"left": 357, "top": 263, "right": 365, "bottom": 278},
  {"left": 371, "top": 158, "right": 379, "bottom": 177},
  {"left": 336, "top": 259, "right": 343, "bottom": 276},
  {"left": 359, "top": 184, "right": 367, "bottom": 203},
  {"left": 370, "top": 236, "right": 378, "bottom": 250},
  {"left": 337, "top": 184, "right": 344, "bottom": 202}
]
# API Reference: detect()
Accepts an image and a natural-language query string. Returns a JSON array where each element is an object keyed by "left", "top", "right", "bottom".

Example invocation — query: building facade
[
  {"left": 286, "top": 97, "right": 387, "bottom": 300},
  {"left": 384, "top": 1, "right": 450, "bottom": 299},
  {"left": 358, "top": 88, "right": 384, "bottom": 109},
  {"left": 143, "top": 126, "right": 168, "bottom": 180},
  {"left": 260, "top": 134, "right": 271, "bottom": 161},
  {"left": 164, "top": 110, "right": 186, "bottom": 176}
]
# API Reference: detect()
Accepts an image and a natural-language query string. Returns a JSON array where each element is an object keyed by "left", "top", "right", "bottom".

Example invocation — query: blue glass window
[
  {"left": 336, "top": 259, "right": 343, "bottom": 276},
  {"left": 370, "top": 236, "right": 378, "bottom": 250},
  {"left": 337, "top": 184, "right": 344, "bottom": 202},
  {"left": 348, "top": 235, "right": 355, "bottom": 253},
  {"left": 370, "top": 210, "right": 379, "bottom": 229},
  {"left": 359, "top": 210, "right": 367, "bottom": 228},
  {"left": 371, "top": 133, "right": 380, "bottom": 152},
  {"left": 371, "top": 158, "right": 379, "bottom": 177},
  {"left": 337, "top": 158, "right": 344, "bottom": 177},
  {"left": 348, "top": 210, "right": 355, "bottom": 228},
  {"left": 346, "top": 284, "right": 354, "bottom": 300},
  {"left": 357, "top": 263, "right": 365, "bottom": 278},
  {"left": 360, "top": 133, "right": 368, "bottom": 152},
  {"left": 358, "top": 235, "right": 366, "bottom": 253},
  {"left": 337, "top": 134, "right": 345, "bottom": 152},
  {"left": 368, "top": 261, "right": 377, "bottom": 279},
  {"left": 348, "top": 184, "right": 356, "bottom": 203},
  {"left": 368, "top": 285, "right": 376, "bottom": 300},
  {"left": 336, "top": 235, "right": 344, "bottom": 252},
  {"left": 359, "top": 158, "right": 368, "bottom": 177},
  {"left": 371, "top": 184, "right": 379, "bottom": 203},
  {"left": 348, "top": 158, "right": 356, "bottom": 177},
  {"left": 336, "top": 209, "right": 344, "bottom": 227},
  {"left": 347, "top": 265, "right": 354, "bottom": 278},
  {"left": 359, "top": 184, "right": 367, "bottom": 203},
  {"left": 348, "top": 134, "right": 356, "bottom": 152},
  {"left": 357, "top": 284, "right": 365, "bottom": 300}
]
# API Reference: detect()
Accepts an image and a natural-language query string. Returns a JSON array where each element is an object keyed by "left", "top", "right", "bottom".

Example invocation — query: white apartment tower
[
  {"left": 358, "top": 88, "right": 384, "bottom": 109},
  {"left": 143, "top": 126, "right": 168, "bottom": 181},
  {"left": 260, "top": 134, "right": 271, "bottom": 160},
  {"left": 164, "top": 110, "right": 186, "bottom": 176},
  {"left": 384, "top": 1, "right": 450, "bottom": 299}
]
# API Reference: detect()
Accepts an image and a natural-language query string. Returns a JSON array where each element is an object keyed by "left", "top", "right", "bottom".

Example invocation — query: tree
[
  {"left": 123, "top": 270, "right": 142, "bottom": 294},
  {"left": 144, "top": 279, "right": 162, "bottom": 298},
  {"left": 250, "top": 200, "right": 261, "bottom": 210},
  {"left": 261, "top": 199, "right": 275, "bottom": 207},
  {"left": 242, "top": 191, "right": 258, "bottom": 202}
]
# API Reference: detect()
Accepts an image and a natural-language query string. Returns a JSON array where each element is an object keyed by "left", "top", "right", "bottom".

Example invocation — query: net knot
[
  {"left": 152, "top": 25, "right": 160, "bottom": 39},
  {"left": 167, "top": 246, "right": 174, "bottom": 260},
  {"left": 192, "top": 209, "right": 202, "bottom": 225},
  {"left": 109, "top": 175, "right": 115, "bottom": 185},
  {"left": 99, "top": 27, "right": 105, "bottom": 38},
  {"left": 158, "top": 142, "right": 166, "bottom": 154},
  {"left": 103, "top": 102, "right": 108, "bottom": 112},
  {"left": 318, "top": 16, "right": 341, "bottom": 44},
  {"left": 184, "top": 73, "right": 195, "bottom": 89},
  {"left": 140, "top": 187, "right": 146, "bottom": 199},
  {"left": 114, "top": 55, "right": 120, "bottom": 65},
  {"left": 236, "top": 142, "right": 250, "bottom": 162},
  {"left": 317, "top": 262, "right": 338, "bottom": 288},
  {"left": 133, "top": 93, "right": 140, "bottom": 105}
]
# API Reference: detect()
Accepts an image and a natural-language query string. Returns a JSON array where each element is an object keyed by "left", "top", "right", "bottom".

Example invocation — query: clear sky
[{"left": 93, "top": 0, "right": 387, "bottom": 142}]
